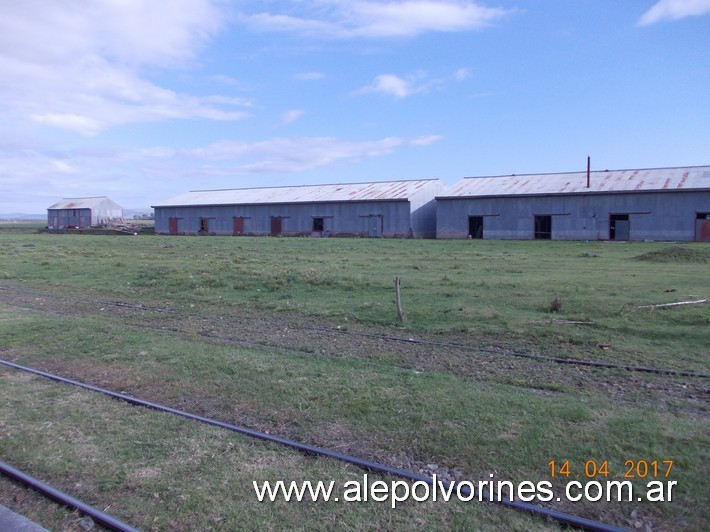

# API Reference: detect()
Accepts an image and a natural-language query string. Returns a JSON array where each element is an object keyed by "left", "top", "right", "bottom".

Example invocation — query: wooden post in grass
[{"left": 394, "top": 277, "right": 405, "bottom": 323}]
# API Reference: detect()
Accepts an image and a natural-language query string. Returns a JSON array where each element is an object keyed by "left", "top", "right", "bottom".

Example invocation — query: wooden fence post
[{"left": 394, "top": 277, "right": 405, "bottom": 323}]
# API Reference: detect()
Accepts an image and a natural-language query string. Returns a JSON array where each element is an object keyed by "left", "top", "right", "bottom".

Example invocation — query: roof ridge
[
  {"left": 187, "top": 178, "right": 440, "bottom": 193},
  {"left": 462, "top": 165, "right": 709, "bottom": 180}
]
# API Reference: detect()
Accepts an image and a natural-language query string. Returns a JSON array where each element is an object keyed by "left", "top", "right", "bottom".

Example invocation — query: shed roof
[
  {"left": 47, "top": 196, "right": 123, "bottom": 210},
  {"left": 439, "top": 166, "right": 710, "bottom": 199},
  {"left": 153, "top": 179, "right": 441, "bottom": 207}
]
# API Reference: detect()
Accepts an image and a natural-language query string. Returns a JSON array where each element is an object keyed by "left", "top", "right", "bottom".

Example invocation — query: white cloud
[
  {"left": 139, "top": 135, "right": 444, "bottom": 176},
  {"left": 347, "top": 0, "right": 509, "bottom": 37},
  {"left": 356, "top": 74, "right": 417, "bottom": 98},
  {"left": 0, "top": 0, "right": 246, "bottom": 135},
  {"left": 0, "top": 0, "right": 223, "bottom": 68},
  {"left": 355, "top": 74, "right": 420, "bottom": 98},
  {"left": 240, "top": 1, "right": 511, "bottom": 38},
  {"left": 209, "top": 74, "right": 252, "bottom": 90},
  {"left": 204, "top": 95, "right": 254, "bottom": 107},
  {"left": 184, "top": 136, "right": 410, "bottom": 168},
  {"left": 51, "top": 160, "right": 77, "bottom": 174},
  {"left": 410, "top": 135, "right": 445, "bottom": 146},
  {"left": 31, "top": 114, "right": 104, "bottom": 137},
  {"left": 354, "top": 68, "right": 468, "bottom": 99},
  {"left": 638, "top": 0, "right": 710, "bottom": 25},
  {"left": 454, "top": 68, "right": 471, "bottom": 81},
  {"left": 0, "top": 134, "right": 444, "bottom": 210},
  {"left": 279, "top": 109, "right": 306, "bottom": 125},
  {"left": 242, "top": 13, "right": 339, "bottom": 36}
]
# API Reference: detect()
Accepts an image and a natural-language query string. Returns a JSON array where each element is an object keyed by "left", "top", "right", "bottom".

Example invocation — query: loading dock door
[
  {"left": 271, "top": 217, "right": 282, "bottom": 236},
  {"left": 368, "top": 215, "right": 383, "bottom": 238},
  {"left": 696, "top": 213, "right": 710, "bottom": 242},
  {"left": 610, "top": 215, "right": 630, "bottom": 240},
  {"left": 534, "top": 215, "right": 552, "bottom": 240},
  {"left": 168, "top": 217, "right": 179, "bottom": 234},
  {"left": 468, "top": 216, "right": 483, "bottom": 239},
  {"left": 233, "top": 217, "right": 244, "bottom": 235}
]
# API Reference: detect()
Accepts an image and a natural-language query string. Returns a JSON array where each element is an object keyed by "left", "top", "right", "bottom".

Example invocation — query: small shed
[
  {"left": 152, "top": 180, "right": 446, "bottom": 238},
  {"left": 436, "top": 166, "right": 710, "bottom": 241},
  {"left": 47, "top": 196, "right": 124, "bottom": 229}
]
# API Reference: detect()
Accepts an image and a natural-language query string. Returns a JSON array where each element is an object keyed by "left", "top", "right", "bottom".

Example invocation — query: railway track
[
  {"left": 1, "top": 359, "right": 624, "bottom": 532},
  {"left": 0, "top": 458, "right": 139, "bottom": 532},
  {"left": 0, "top": 284, "right": 706, "bottom": 529}
]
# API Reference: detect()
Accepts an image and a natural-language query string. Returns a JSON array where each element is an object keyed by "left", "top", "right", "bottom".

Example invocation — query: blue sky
[{"left": 1, "top": 0, "right": 708, "bottom": 214}]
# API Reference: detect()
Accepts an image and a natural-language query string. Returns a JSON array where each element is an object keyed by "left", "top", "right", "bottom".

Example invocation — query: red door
[
  {"left": 169, "top": 217, "right": 179, "bottom": 234},
  {"left": 696, "top": 219, "right": 710, "bottom": 241},
  {"left": 270, "top": 217, "right": 282, "bottom": 236},
  {"left": 233, "top": 217, "right": 244, "bottom": 235}
]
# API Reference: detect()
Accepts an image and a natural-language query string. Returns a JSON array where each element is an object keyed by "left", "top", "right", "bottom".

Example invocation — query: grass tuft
[{"left": 634, "top": 246, "right": 710, "bottom": 263}]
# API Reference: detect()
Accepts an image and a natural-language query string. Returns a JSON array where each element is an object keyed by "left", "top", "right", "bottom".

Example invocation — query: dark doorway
[
  {"left": 168, "top": 217, "right": 179, "bottom": 234},
  {"left": 534, "top": 215, "right": 552, "bottom": 240},
  {"left": 199, "top": 217, "right": 209, "bottom": 234},
  {"left": 233, "top": 217, "right": 245, "bottom": 235},
  {"left": 468, "top": 216, "right": 483, "bottom": 239},
  {"left": 312, "top": 217, "right": 324, "bottom": 232},
  {"left": 271, "top": 217, "right": 282, "bottom": 236},
  {"left": 368, "top": 215, "right": 383, "bottom": 237},
  {"left": 610, "top": 214, "right": 630, "bottom": 240},
  {"left": 696, "top": 213, "right": 710, "bottom": 242}
]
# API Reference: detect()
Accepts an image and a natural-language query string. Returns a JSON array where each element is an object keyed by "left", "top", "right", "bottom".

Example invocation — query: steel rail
[
  {"left": 317, "top": 328, "right": 710, "bottom": 378},
  {"left": 1, "top": 359, "right": 623, "bottom": 532},
  {"left": 0, "top": 459, "right": 139, "bottom": 532},
  {"left": 1, "top": 284, "right": 706, "bottom": 379}
]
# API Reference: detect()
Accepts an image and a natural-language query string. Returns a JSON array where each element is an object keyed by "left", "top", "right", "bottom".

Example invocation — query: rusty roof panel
[
  {"left": 47, "top": 196, "right": 122, "bottom": 210},
  {"left": 153, "top": 180, "right": 442, "bottom": 207},
  {"left": 440, "top": 166, "right": 710, "bottom": 198}
]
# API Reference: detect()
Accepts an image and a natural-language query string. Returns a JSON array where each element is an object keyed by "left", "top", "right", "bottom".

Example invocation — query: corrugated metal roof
[
  {"left": 439, "top": 166, "right": 710, "bottom": 198},
  {"left": 153, "top": 180, "right": 440, "bottom": 207},
  {"left": 47, "top": 196, "right": 122, "bottom": 210}
]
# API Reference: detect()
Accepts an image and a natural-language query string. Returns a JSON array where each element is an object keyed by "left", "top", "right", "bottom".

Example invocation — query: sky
[{"left": 1, "top": 0, "right": 709, "bottom": 214}]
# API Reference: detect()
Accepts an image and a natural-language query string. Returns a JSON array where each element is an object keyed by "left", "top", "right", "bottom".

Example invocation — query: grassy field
[{"left": 0, "top": 227, "right": 707, "bottom": 530}]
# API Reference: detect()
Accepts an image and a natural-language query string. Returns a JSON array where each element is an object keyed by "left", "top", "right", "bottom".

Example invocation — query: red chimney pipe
[{"left": 586, "top": 156, "right": 590, "bottom": 188}]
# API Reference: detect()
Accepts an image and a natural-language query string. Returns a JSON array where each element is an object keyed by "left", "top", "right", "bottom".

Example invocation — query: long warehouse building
[
  {"left": 153, "top": 179, "right": 446, "bottom": 238},
  {"left": 436, "top": 166, "right": 710, "bottom": 241}
]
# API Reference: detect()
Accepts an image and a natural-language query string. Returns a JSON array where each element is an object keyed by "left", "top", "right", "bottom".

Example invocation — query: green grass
[
  {"left": 1, "top": 231, "right": 707, "bottom": 369},
  {"left": 3, "top": 372, "right": 552, "bottom": 531},
  {"left": 0, "top": 227, "right": 707, "bottom": 530}
]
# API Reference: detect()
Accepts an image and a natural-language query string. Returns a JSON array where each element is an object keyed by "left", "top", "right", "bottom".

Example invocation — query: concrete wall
[
  {"left": 155, "top": 200, "right": 418, "bottom": 237},
  {"left": 437, "top": 190, "right": 710, "bottom": 241}
]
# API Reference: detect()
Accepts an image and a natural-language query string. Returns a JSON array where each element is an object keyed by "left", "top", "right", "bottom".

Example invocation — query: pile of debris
[
  {"left": 45, "top": 222, "right": 154, "bottom": 235},
  {"left": 96, "top": 222, "right": 154, "bottom": 235}
]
